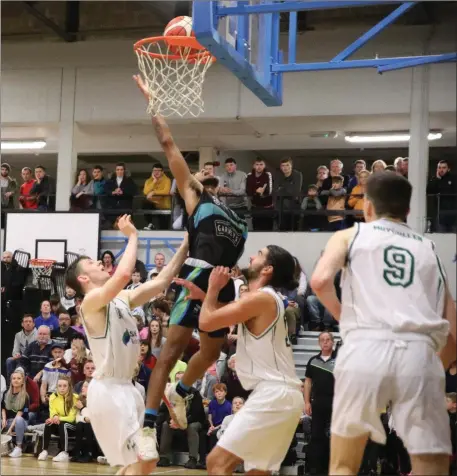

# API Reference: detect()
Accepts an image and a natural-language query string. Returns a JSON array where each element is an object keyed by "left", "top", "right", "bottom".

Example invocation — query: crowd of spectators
[{"left": 1, "top": 156, "right": 455, "bottom": 232}]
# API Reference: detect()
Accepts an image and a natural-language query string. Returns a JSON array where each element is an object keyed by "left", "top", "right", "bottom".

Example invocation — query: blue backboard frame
[{"left": 192, "top": 1, "right": 457, "bottom": 107}]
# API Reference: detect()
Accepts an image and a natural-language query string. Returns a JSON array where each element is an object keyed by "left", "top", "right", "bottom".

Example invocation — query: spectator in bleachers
[
  {"left": 321, "top": 175, "right": 347, "bottom": 231},
  {"left": 371, "top": 159, "right": 387, "bottom": 173},
  {"left": 20, "top": 326, "right": 52, "bottom": 379},
  {"left": 135, "top": 361, "right": 152, "bottom": 394},
  {"left": 238, "top": 284, "right": 249, "bottom": 297},
  {"left": 1, "top": 251, "right": 27, "bottom": 314},
  {"left": 318, "top": 159, "right": 349, "bottom": 203},
  {"left": 104, "top": 162, "right": 137, "bottom": 226},
  {"left": 301, "top": 185, "right": 323, "bottom": 231},
  {"left": 145, "top": 318, "right": 167, "bottom": 359},
  {"left": 70, "top": 169, "right": 94, "bottom": 212},
  {"left": 63, "top": 334, "right": 89, "bottom": 364},
  {"left": 219, "top": 158, "right": 248, "bottom": 212},
  {"left": 197, "top": 363, "right": 219, "bottom": 401},
  {"left": 34, "top": 300, "right": 59, "bottom": 331},
  {"left": 246, "top": 158, "right": 274, "bottom": 230},
  {"left": 348, "top": 169, "right": 370, "bottom": 222},
  {"left": 221, "top": 355, "right": 251, "bottom": 402},
  {"left": 72, "top": 381, "right": 96, "bottom": 463},
  {"left": 347, "top": 159, "right": 366, "bottom": 194},
  {"left": 51, "top": 310, "right": 80, "bottom": 349},
  {"left": 158, "top": 371, "right": 206, "bottom": 469},
  {"left": 1, "top": 163, "right": 17, "bottom": 212},
  {"left": 394, "top": 156, "right": 408, "bottom": 178},
  {"left": 132, "top": 307, "right": 146, "bottom": 329},
  {"left": 149, "top": 300, "right": 171, "bottom": 331},
  {"left": 217, "top": 396, "right": 245, "bottom": 439},
  {"left": 427, "top": 159, "right": 457, "bottom": 232},
  {"left": 37, "top": 376, "right": 78, "bottom": 462},
  {"left": 203, "top": 161, "right": 220, "bottom": 181},
  {"left": 139, "top": 340, "right": 157, "bottom": 371},
  {"left": 74, "top": 360, "right": 95, "bottom": 394},
  {"left": 207, "top": 383, "right": 232, "bottom": 451},
  {"left": 66, "top": 338, "right": 88, "bottom": 385},
  {"left": 71, "top": 313, "right": 86, "bottom": 337},
  {"left": 446, "top": 361, "right": 457, "bottom": 393},
  {"left": 18, "top": 167, "right": 37, "bottom": 210},
  {"left": 100, "top": 251, "right": 117, "bottom": 277},
  {"left": 304, "top": 331, "right": 336, "bottom": 475},
  {"left": 276, "top": 157, "right": 303, "bottom": 231},
  {"left": 126, "top": 269, "right": 142, "bottom": 291},
  {"left": 68, "top": 295, "right": 83, "bottom": 320},
  {"left": 40, "top": 343, "right": 72, "bottom": 402},
  {"left": 49, "top": 294, "right": 65, "bottom": 317},
  {"left": 60, "top": 286, "right": 76, "bottom": 311},
  {"left": 147, "top": 252, "right": 166, "bottom": 280},
  {"left": 15, "top": 367, "right": 40, "bottom": 424},
  {"left": 6, "top": 314, "right": 37, "bottom": 381},
  {"left": 1, "top": 370, "right": 29, "bottom": 458},
  {"left": 30, "top": 165, "right": 56, "bottom": 211},
  {"left": 89, "top": 165, "right": 106, "bottom": 211},
  {"left": 143, "top": 163, "right": 172, "bottom": 231},
  {"left": 315, "top": 165, "right": 329, "bottom": 189}
]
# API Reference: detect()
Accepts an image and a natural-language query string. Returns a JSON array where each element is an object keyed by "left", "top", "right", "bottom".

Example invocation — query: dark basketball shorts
[{"left": 170, "top": 264, "right": 234, "bottom": 338}]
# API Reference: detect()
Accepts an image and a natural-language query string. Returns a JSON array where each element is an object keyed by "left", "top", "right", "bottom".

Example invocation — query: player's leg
[
  {"left": 391, "top": 341, "right": 451, "bottom": 476},
  {"left": 206, "top": 443, "right": 244, "bottom": 475},
  {"left": 330, "top": 434, "right": 369, "bottom": 475}
]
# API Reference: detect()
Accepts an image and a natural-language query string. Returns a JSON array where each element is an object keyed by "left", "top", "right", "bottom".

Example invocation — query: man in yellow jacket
[{"left": 143, "top": 163, "right": 172, "bottom": 230}]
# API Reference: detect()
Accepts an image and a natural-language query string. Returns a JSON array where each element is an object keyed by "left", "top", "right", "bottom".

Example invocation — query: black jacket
[
  {"left": 427, "top": 171, "right": 457, "bottom": 211},
  {"left": 104, "top": 176, "right": 137, "bottom": 209}
]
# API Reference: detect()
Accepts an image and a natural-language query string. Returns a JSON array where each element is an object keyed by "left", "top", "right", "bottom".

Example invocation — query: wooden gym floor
[{"left": 2, "top": 455, "right": 207, "bottom": 475}]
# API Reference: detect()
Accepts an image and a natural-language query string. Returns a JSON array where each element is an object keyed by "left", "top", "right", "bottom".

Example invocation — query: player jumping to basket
[
  {"left": 65, "top": 215, "right": 189, "bottom": 475},
  {"left": 133, "top": 75, "right": 248, "bottom": 447},
  {"left": 311, "top": 172, "right": 456, "bottom": 476},
  {"left": 177, "top": 246, "right": 304, "bottom": 474}
]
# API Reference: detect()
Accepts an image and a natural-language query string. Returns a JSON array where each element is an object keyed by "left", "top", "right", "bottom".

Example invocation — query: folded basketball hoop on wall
[{"left": 134, "top": 36, "right": 215, "bottom": 118}]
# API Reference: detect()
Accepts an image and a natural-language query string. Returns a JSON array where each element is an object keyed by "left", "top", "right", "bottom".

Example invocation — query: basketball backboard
[{"left": 192, "top": 1, "right": 457, "bottom": 107}]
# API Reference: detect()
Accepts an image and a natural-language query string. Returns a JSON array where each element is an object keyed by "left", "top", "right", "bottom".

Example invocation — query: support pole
[
  {"left": 198, "top": 147, "right": 218, "bottom": 170},
  {"left": 407, "top": 65, "right": 430, "bottom": 233},
  {"left": 56, "top": 68, "right": 77, "bottom": 211}
]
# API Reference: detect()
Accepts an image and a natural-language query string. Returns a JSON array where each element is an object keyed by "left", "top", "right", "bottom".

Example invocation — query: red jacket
[
  {"left": 19, "top": 180, "right": 38, "bottom": 209},
  {"left": 25, "top": 376, "right": 40, "bottom": 412}
]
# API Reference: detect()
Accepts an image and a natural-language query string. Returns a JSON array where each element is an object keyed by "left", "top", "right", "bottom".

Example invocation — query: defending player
[
  {"left": 65, "top": 215, "right": 189, "bottom": 475},
  {"left": 311, "top": 172, "right": 456, "bottom": 476},
  {"left": 133, "top": 75, "right": 248, "bottom": 441},
  {"left": 178, "top": 246, "right": 304, "bottom": 475}
]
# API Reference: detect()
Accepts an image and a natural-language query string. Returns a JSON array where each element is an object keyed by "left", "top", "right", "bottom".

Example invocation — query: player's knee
[{"left": 200, "top": 344, "right": 221, "bottom": 363}]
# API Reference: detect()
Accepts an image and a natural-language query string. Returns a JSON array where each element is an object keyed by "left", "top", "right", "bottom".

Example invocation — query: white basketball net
[
  {"left": 30, "top": 259, "right": 55, "bottom": 287},
  {"left": 135, "top": 40, "right": 213, "bottom": 118}
]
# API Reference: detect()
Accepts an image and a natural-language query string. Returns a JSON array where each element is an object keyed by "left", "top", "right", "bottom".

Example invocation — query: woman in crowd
[
  {"left": 371, "top": 159, "right": 387, "bottom": 173},
  {"left": 70, "top": 169, "right": 94, "bottom": 212},
  {"left": 66, "top": 338, "right": 88, "bottom": 385},
  {"left": 100, "top": 250, "right": 117, "bottom": 276},
  {"left": 1, "top": 370, "right": 29, "bottom": 458},
  {"left": 139, "top": 340, "right": 157, "bottom": 371},
  {"left": 71, "top": 381, "right": 96, "bottom": 463},
  {"left": 150, "top": 300, "right": 171, "bottom": 335},
  {"left": 348, "top": 169, "right": 371, "bottom": 222},
  {"left": 38, "top": 376, "right": 78, "bottom": 462},
  {"left": 146, "top": 318, "right": 167, "bottom": 359}
]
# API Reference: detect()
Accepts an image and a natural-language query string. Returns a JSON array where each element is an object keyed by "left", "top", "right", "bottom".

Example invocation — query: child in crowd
[
  {"left": 38, "top": 376, "right": 78, "bottom": 462},
  {"left": 66, "top": 338, "right": 88, "bottom": 385},
  {"left": 301, "top": 184, "right": 323, "bottom": 231},
  {"left": 207, "top": 383, "right": 232, "bottom": 451},
  {"left": 321, "top": 175, "right": 346, "bottom": 231},
  {"left": 60, "top": 286, "right": 76, "bottom": 310},
  {"left": 72, "top": 381, "right": 96, "bottom": 463},
  {"left": 41, "top": 343, "right": 72, "bottom": 400},
  {"left": 126, "top": 270, "right": 142, "bottom": 291},
  {"left": 1, "top": 370, "right": 29, "bottom": 458},
  {"left": 217, "top": 397, "right": 245, "bottom": 439},
  {"left": 139, "top": 340, "right": 157, "bottom": 371}
]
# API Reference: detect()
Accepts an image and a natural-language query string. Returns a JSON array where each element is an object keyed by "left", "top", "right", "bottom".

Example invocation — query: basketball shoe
[
  {"left": 137, "top": 426, "right": 159, "bottom": 461},
  {"left": 164, "top": 382, "right": 189, "bottom": 430}
]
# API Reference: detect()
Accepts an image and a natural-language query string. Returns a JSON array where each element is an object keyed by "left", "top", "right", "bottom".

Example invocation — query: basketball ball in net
[{"left": 163, "top": 16, "right": 198, "bottom": 56}]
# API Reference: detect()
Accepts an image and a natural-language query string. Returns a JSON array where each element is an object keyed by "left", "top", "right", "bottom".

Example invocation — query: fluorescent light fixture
[
  {"left": 344, "top": 132, "right": 442, "bottom": 144},
  {"left": 1, "top": 140, "right": 47, "bottom": 150}
]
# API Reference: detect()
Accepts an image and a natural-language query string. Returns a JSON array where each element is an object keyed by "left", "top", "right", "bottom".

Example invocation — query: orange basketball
[{"left": 163, "top": 16, "right": 198, "bottom": 56}]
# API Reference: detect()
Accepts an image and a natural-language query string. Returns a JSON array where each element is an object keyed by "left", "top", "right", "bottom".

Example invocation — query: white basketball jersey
[
  {"left": 235, "top": 286, "right": 302, "bottom": 390},
  {"left": 340, "top": 218, "right": 449, "bottom": 350},
  {"left": 82, "top": 297, "right": 140, "bottom": 380}
]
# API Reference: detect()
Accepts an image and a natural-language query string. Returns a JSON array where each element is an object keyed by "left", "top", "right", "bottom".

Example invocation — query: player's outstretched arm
[
  {"left": 83, "top": 215, "right": 138, "bottom": 313},
  {"left": 133, "top": 74, "right": 201, "bottom": 214},
  {"left": 199, "top": 267, "right": 276, "bottom": 332},
  {"left": 129, "top": 234, "right": 189, "bottom": 308},
  {"left": 439, "top": 286, "right": 457, "bottom": 370},
  {"left": 310, "top": 227, "right": 355, "bottom": 320}
]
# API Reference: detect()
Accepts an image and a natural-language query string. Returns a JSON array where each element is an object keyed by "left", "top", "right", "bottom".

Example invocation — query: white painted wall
[
  {"left": 1, "top": 25, "right": 455, "bottom": 126},
  {"left": 100, "top": 230, "right": 457, "bottom": 299}
]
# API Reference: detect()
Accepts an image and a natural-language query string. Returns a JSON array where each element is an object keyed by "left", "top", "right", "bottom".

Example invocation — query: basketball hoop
[
  {"left": 134, "top": 36, "right": 215, "bottom": 118},
  {"left": 30, "top": 259, "right": 56, "bottom": 287}
]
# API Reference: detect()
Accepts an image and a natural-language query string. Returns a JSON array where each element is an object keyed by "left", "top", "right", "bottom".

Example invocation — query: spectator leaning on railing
[
  {"left": 348, "top": 169, "right": 371, "bottom": 222},
  {"left": 89, "top": 165, "right": 106, "bottom": 210},
  {"left": 347, "top": 159, "right": 366, "bottom": 194},
  {"left": 246, "top": 158, "right": 274, "bottom": 231},
  {"left": 30, "top": 165, "right": 56, "bottom": 211},
  {"left": 276, "top": 157, "right": 303, "bottom": 231},
  {"left": 70, "top": 169, "right": 94, "bottom": 211},
  {"left": 1, "top": 163, "right": 17, "bottom": 210},
  {"left": 18, "top": 167, "right": 37, "bottom": 210},
  {"left": 219, "top": 158, "right": 248, "bottom": 212},
  {"left": 143, "top": 162, "right": 172, "bottom": 231}
]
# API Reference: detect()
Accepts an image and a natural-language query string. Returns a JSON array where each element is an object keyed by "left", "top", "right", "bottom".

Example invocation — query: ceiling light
[
  {"left": 344, "top": 132, "right": 442, "bottom": 144},
  {"left": 1, "top": 140, "right": 47, "bottom": 150}
]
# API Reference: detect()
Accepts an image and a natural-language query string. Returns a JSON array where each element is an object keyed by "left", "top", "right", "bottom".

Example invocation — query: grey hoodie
[{"left": 219, "top": 170, "right": 248, "bottom": 209}]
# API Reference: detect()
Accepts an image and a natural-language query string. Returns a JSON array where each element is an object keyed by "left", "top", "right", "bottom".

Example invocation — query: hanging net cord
[
  {"left": 30, "top": 260, "right": 54, "bottom": 286},
  {"left": 135, "top": 40, "right": 213, "bottom": 118}
]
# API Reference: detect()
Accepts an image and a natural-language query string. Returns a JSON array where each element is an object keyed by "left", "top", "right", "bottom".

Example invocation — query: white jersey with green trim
[
  {"left": 340, "top": 218, "right": 449, "bottom": 350},
  {"left": 81, "top": 296, "right": 140, "bottom": 380},
  {"left": 235, "top": 286, "right": 302, "bottom": 391}
]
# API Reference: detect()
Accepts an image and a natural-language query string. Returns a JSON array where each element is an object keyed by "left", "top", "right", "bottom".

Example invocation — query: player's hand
[
  {"left": 133, "top": 74, "right": 150, "bottom": 101},
  {"left": 118, "top": 215, "right": 137, "bottom": 238},
  {"left": 174, "top": 278, "right": 206, "bottom": 302},
  {"left": 304, "top": 402, "right": 312, "bottom": 416},
  {"left": 208, "top": 266, "right": 231, "bottom": 292},
  {"left": 195, "top": 169, "right": 209, "bottom": 182}
]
